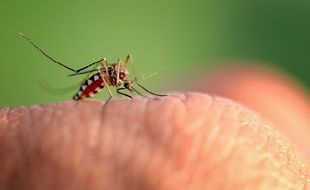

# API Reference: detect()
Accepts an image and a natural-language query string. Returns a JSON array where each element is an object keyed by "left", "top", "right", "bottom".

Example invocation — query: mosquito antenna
[
  {"left": 141, "top": 72, "right": 158, "bottom": 81},
  {"left": 19, "top": 33, "right": 76, "bottom": 72}
]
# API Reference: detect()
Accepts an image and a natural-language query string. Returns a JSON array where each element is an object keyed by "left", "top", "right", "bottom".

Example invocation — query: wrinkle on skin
[{"left": 0, "top": 93, "right": 309, "bottom": 190}]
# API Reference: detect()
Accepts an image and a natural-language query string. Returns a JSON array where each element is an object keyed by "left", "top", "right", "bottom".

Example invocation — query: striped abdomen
[{"left": 73, "top": 73, "right": 105, "bottom": 100}]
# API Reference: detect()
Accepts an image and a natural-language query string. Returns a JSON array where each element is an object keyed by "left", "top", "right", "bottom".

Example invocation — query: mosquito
[{"left": 19, "top": 33, "right": 167, "bottom": 102}]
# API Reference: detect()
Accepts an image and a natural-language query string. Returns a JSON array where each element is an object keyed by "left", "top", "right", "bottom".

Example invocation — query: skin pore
[{"left": 0, "top": 66, "right": 309, "bottom": 190}]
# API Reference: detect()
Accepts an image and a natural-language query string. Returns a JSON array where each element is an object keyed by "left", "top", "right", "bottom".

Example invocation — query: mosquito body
[
  {"left": 19, "top": 33, "right": 166, "bottom": 101},
  {"left": 73, "top": 72, "right": 105, "bottom": 100},
  {"left": 73, "top": 61, "right": 131, "bottom": 100}
]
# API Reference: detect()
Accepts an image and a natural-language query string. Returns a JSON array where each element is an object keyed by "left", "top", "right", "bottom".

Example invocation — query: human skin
[
  {"left": 190, "top": 64, "right": 310, "bottom": 159},
  {"left": 0, "top": 66, "right": 309, "bottom": 189}
]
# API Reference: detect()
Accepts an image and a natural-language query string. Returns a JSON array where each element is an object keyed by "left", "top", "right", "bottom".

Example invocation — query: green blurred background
[{"left": 0, "top": 0, "right": 309, "bottom": 106}]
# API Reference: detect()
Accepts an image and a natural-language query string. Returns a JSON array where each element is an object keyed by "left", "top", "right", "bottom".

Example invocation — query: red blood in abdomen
[{"left": 82, "top": 78, "right": 104, "bottom": 97}]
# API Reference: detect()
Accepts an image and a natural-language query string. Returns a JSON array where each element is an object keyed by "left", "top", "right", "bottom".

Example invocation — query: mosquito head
[{"left": 124, "top": 81, "right": 133, "bottom": 92}]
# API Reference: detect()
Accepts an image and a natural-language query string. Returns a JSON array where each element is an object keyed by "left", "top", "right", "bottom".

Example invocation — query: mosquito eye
[{"left": 124, "top": 82, "right": 129, "bottom": 88}]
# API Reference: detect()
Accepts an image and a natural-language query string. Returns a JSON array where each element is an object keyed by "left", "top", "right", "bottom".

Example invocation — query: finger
[
  {"left": 0, "top": 93, "right": 309, "bottom": 189},
  {"left": 189, "top": 64, "right": 310, "bottom": 158}
]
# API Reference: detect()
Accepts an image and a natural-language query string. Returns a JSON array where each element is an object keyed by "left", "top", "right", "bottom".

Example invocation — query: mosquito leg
[
  {"left": 19, "top": 33, "right": 76, "bottom": 72},
  {"left": 131, "top": 86, "right": 148, "bottom": 98},
  {"left": 117, "top": 88, "right": 133, "bottom": 99},
  {"left": 19, "top": 33, "right": 109, "bottom": 76},
  {"left": 104, "top": 77, "right": 113, "bottom": 98},
  {"left": 136, "top": 82, "right": 167, "bottom": 97},
  {"left": 116, "top": 59, "right": 121, "bottom": 85},
  {"left": 99, "top": 60, "right": 112, "bottom": 103},
  {"left": 75, "top": 60, "right": 106, "bottom": 87},
  {"left": 76, "top": 58, "right": 106, "bottom": 73},
  {"left": 124, "top": 53, "right": 132, "bottom": 65},
  {"left": 68, "top": 58, "right": 109, "bottom": 77},
  {"left": 98, "top": 66, "right": 113, "bottom": 98},
  {"left": 125, "top": 54, "right": 139, "bottom": 83},
  {"left": 100, "top": 71, "right": 113, "bottom": 106},
  {"left": 103, "top": 95, "right": 113, "bottom": 107},
  {"left": 100, "top": 59, "right": 110, "bottom": 78}
]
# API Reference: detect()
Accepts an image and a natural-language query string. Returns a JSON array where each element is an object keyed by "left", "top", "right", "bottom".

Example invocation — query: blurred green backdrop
[{"left": 0, "top": 0, "right": 309, "bottom": 106}]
